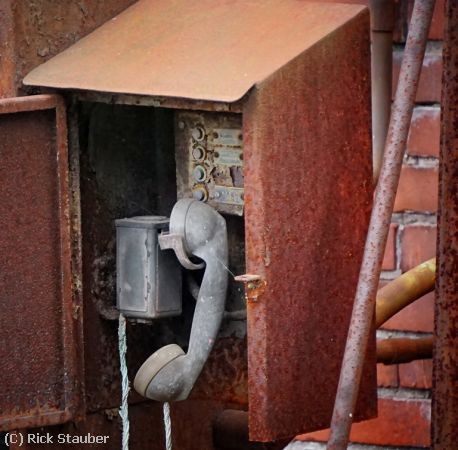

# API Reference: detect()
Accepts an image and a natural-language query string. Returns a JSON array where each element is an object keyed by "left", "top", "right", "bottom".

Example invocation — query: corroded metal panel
[
  {"left": 1, "top": 0, "right": 136, "bottom": 97},
  {"left": 23, "top": 0, "right": 367, "bottom": 103},
  {"left": 432, "top": 0, "right": 458, "bottom": 447},
  {"left": 243, "top": 11, "right": 377, "bottom": 441},
  {"left": 0, "top": 95, "right": 83, "bottom": 430}
]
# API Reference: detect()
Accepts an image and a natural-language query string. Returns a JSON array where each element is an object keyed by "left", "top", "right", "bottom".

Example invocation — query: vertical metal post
[
  {"left": 432, "top": 1, "right": 458, "bottom": 448},
  {"left": 326, "top": 1, "right": 435, "bottom": 449},
  {"left": 0, "top": 0, "right": 17, "bottom": 98},
  {"left": 370, "top": 0, "right": 394, "bottom": 183}
]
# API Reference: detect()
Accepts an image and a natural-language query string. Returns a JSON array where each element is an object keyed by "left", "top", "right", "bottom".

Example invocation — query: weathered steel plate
[
  {"left": 0, "top": 95, "right": 83, "bottom": 431},
  {"left": 432, "top": 1, "right": 458, "bottom": 446},
  {"left": 242, "top": 10, "right": 377, "bottom": 441},
  {"left": 23, "top": 0, "right": 366, "bottom": 103}
]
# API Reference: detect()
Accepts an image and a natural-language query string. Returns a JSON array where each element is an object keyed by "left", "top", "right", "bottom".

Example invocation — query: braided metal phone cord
[
  {"left": 118, "top": 313, "right": 130, "bottom": 450},
  {"left": 119, "top": 313, "right": 172, "bottom": 450}
]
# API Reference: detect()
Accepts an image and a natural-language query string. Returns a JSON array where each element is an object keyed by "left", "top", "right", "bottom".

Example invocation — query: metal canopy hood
[{"left": 24, "top": 0, "right": 366, "bottom": 103}]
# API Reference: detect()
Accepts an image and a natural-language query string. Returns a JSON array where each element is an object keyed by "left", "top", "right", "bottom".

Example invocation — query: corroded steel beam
[{"left": 432, "top": 0, "right": 458, "bottom": 447}]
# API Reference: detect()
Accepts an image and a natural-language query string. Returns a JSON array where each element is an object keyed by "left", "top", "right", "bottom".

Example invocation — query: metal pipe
[
  {"left": 376, "top": 258, "right": 436, "bottom": 327},
  {"left": 370, "top": 0, "right": 395, "bottom": 183},
  {"left": 432, "top": 1, "right": 458, "bottom": 446},
  {"left": 326, "top": 2, "right": 435, "bottom": 449},
  {"left": 377, "top": 336, "right": 433, "bottom": 365}
]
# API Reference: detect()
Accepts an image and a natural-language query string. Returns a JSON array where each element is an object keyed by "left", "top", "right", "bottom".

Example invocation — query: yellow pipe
[{"left": 376, "top": 257, "right": 436, "bottom": 328}]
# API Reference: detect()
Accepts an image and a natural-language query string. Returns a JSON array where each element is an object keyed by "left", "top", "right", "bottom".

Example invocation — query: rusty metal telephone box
[{"left": 0, "top": 0, "right": 376, "bottom": 446}]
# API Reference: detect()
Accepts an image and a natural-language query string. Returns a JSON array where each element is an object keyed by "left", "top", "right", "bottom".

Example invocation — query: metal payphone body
[{"left": 0, "top": 0, "right": 375, "bottom": 447}]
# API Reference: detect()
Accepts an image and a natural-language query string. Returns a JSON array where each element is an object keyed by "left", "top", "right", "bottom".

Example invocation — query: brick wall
[{"left": 292, "top": 1, "right": 443, "bottom": 448}]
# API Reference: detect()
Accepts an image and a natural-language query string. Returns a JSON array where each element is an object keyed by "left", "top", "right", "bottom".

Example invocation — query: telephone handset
[{"left": 133, "top": 199, "right": 228, "bottom": 402}]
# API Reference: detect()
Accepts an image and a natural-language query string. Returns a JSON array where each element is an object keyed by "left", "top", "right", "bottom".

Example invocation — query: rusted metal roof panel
[
  {"left": 242, "top": 9, "right": 377, "bottom": 441},
  {"left": 23, "top": 0, "right": 366, "bottom": 103},
  {"left": 0, "top": 95, "right": 83, "bottom": 431}
]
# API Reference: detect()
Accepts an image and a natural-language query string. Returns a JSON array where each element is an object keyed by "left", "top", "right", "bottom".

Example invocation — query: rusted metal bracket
[{"left": 234, "top": 274, "right": 266, "bottom": 303}]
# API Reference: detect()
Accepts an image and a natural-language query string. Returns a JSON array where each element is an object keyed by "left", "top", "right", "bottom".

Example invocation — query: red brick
[
  {"left": 428, "top": 0, "right": 445, "bottom": 40},
  {"left": 394, "top": 166, "right": 438, "bottom": 212},
  {"left": 401, "top": 225, "right": 437, "bottom": 271},
  {"left": 411, "top": 0, "right": 445, "bottom": 41},
  {"left": 399, "top": 359, "right": 433, "bottom": 389},
  {"left": 297, "top": 397, "right": 431, "bottom": 447},
  {"left": 393, "top": 0, "right": 445, "bottom": 42},
  {"left": 377, "top": 363, "right": 399, "bottom": 387},
  {"left": 393, "top": 46, "right": 442, "bottom": 103},
  {"left": 382, "top": 223, "right": 398, "bottom": 270},
  {"left": 407, "top": 107, "right": 440, "bottom": 157},
  {"left": 382, "top": 290, "right": 434, "bottom": 333}
]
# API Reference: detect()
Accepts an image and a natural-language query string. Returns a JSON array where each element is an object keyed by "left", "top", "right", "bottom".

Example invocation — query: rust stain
[{"left": 235, "top": 274, "right": 267, "bottom": 303}]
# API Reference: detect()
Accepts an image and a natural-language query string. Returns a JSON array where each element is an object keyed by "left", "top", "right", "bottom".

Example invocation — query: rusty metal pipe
[
  {"left": 327, "top": 2, "right": 435, "bottom": 449},
  {"left": 370, "top": 0, "right": 395, "bottom": 183},
  {"left": 377, "top": 337, "right": 433, "bottom": 365},
  {"left": 376, "top": 258, "right": 436, "bottom": 327}
]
